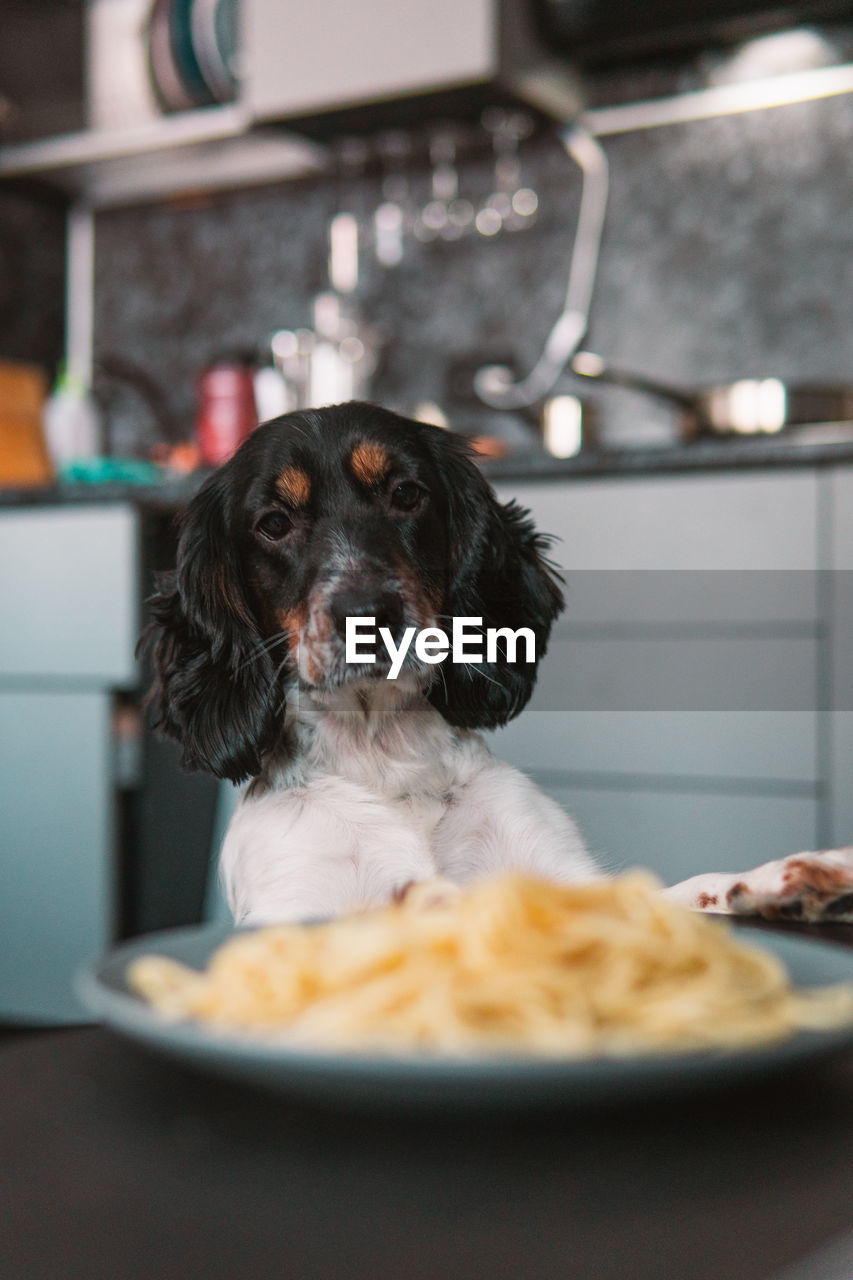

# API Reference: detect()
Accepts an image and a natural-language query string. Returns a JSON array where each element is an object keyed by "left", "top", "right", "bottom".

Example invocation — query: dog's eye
[
  {"left": 255, "top": 511, "right": 292, "bottom": 541},
  {"left": 390, "top": 481, "right": 424, "bottom": 512}
]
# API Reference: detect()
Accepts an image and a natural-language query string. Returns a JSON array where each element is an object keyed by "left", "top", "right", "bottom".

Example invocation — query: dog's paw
[
  {"left": 391, "top": 877, "right": 462, "bottom": 910},
  {"left": 664, "top": 848, "right": 853, "bottom": 922},
  {"left": 661, "top": 872, "right": 736, "bottom": 914}
]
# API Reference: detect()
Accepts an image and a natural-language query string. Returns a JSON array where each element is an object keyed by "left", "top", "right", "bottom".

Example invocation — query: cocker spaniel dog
[
  {"left": 144, "top": 402, "right": 599, "bottom": 924},
  {"left": 145, "top": 401, "right": 853, "bottom": 927}
]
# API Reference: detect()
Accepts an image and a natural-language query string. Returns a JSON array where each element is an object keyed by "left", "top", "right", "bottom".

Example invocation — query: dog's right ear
[{"left": 139, "top": 472, "right": 285, "bottom": 783}]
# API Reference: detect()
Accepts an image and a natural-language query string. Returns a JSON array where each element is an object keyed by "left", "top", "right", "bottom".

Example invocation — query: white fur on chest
[{"left": 219, "top": 681, "right": 596, "bottom": 925}]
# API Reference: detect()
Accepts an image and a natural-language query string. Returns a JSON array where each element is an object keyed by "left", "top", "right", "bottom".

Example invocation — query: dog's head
[{"left": 142, "top": 402, "right": 563, "bottom": 781}]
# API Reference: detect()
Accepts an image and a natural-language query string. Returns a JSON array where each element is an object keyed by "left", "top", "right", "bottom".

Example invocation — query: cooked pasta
[{"left": 128, "top": 872, "right": 853, "bottom": 1058}]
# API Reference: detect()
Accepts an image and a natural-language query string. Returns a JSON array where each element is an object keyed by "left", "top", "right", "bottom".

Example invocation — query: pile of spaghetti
[{"left": 128, "top": 872, "right": 853, "bottom": 1058}]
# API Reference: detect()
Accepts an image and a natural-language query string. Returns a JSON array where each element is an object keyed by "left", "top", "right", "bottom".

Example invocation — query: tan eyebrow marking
[
  {"left": 349, "top": 442, "right": 390, "bottom": 487},
  {"left": 275, "top": 465, "right": 311, "bottom": 507}
]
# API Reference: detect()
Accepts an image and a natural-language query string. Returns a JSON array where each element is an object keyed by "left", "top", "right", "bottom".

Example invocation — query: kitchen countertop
[
  {"left": 5, "top": 434, "right": 853, "bottom": 510},
  {"left": 484, "top": 432, "right": 853, "bottom": 481}
]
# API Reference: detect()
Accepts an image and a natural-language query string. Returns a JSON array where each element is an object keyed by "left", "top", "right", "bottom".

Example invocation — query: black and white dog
[
  {"left": 144, "top": 402, "right": 598, "bottom": 924},
  {"left": 144, "top": 402, "right": 853, "bottom": 926}
]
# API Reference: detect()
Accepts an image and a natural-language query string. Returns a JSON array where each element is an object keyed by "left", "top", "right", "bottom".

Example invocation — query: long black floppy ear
[
  {"left": 425, "top": 433, "right": 564, "bottom": 730},
  {"left": 139, "top": 470, "right": 286, "bottom": 783}
]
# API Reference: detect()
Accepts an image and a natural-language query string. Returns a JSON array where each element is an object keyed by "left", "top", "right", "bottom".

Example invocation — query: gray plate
[{"left": 76, "top": 924, "right": 853, "bottom": 1110}]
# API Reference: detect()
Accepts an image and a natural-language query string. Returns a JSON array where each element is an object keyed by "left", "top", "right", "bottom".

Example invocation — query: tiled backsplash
[{"left": 89, "top": 89, "right": 853, "bottom": 453}]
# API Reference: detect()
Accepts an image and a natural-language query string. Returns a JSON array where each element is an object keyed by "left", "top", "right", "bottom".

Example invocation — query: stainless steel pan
[{"left": 570, "top": 352, "right": 853, "bottom": 438}]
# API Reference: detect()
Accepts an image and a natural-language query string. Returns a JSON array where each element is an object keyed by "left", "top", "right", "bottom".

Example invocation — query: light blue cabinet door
[
  {"left": 829, "top": 468, "right": 853, "bottom": 848},
  {"left": 538, "top": 783, "right": 818, "bottom": 887},
  {"left": 494, "top": 472, "right": 819, "bottom": 575},
  {"left": 489, "top": 711, "right": 818, "bottom": 783},
  {"left": 0, "top": 691, "right": 113, "bottom": 1022},
  {"left": 0, "top": 504, "right": 138, "bottom": 682}
]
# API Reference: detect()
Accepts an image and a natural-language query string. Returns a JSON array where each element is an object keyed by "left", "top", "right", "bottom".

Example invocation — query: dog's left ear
[{"left": 425, "top": 432, "right": 564, "bottom": 729}]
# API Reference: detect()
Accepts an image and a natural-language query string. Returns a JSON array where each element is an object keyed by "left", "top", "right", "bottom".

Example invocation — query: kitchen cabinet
[
  {"left": 246, "top": 0, "right": 492, "bottom": 123},
  {"left": 503, "top": 471, "right": 819, "bottom": 575},
  {"left": 489, "top": 469, "right": 824, "bottom": 883},
  {"left": 829, "top": 466, "right": 853, "bottom": 852},
  {"left": 498, "top": 709, "right": 818, "bottom": 784},
  {"left": 1, "top": 460, "right": 848, "bottom": 994},
  {"left": 0, "top": 504, "right": 138, "bottom": 682},
  {"left": 0, "top": 0, "right": 571, "bottom": 208},
  {"left": 0, "top": 504, "right": 138, "bottom": 1021},
  {"left": 244, "top": 0, "right": 570, "bottom": 128},
  {"left": 541, "top": 785, "right": 818, "bottom": 886},
  {"left": 0, "top": 691, "right": 114, "bottom": 1021}
]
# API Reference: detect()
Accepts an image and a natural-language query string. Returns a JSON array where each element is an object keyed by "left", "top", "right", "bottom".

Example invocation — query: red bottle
[{"left": 195, "top": 363, "right": 258, "bottom": 467}]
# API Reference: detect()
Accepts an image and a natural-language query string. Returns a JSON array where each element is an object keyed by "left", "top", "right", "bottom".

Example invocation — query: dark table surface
[{"left": 6, "top": 924, "right": 853, "bottom": 1280}]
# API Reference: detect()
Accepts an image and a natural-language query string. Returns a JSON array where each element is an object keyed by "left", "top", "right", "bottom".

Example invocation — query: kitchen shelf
[
  {"left": 0, "top": 104, "right": 326, "bottom": 207},
  {"left": 8, "top": 55, "right": 853, "bottom": 207}
]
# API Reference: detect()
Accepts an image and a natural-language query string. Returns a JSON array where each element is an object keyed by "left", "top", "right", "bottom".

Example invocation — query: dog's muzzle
[
  {"left": 294, "top": 570, "right": 420, "bottom": 688},
  {"left": 329, "top": 583, "right": 406, "bottom": 645}
]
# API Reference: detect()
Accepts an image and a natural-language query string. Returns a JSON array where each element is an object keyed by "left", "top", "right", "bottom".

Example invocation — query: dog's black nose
[{"left": 331, "top": 586, "right": 405, "bottom": 640}]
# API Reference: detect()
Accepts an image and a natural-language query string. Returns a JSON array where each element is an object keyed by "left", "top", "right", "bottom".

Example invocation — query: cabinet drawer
[
  {"left": 0, "top": 504, "right": 138, "bottom": 682},
  {"left": 494, "top": 472, "right": 819, "bottom": 570},
  {"left": 539, "top": 784, "right": 818, "bottom": 886},
  {"left": 489, "top": 710, "right": 819, "bottom": 782},
  {"left": 531, "top": 636, "right": 817, "bottom": 712},
  {"left": 493, "top": 472, "right": 819, "bottom": 624}
]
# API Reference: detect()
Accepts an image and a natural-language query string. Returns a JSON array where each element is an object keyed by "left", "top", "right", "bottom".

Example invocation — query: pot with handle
[{"left": 570, "top": 351, "right": 853, "bottom": 438}]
